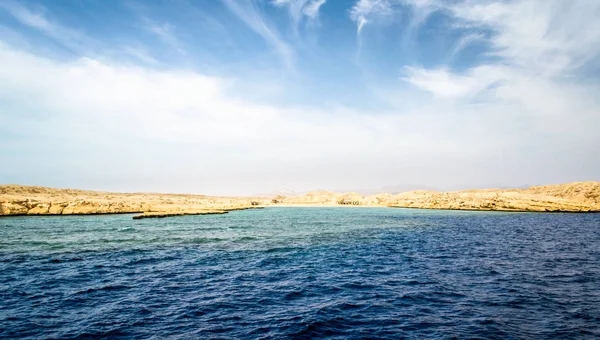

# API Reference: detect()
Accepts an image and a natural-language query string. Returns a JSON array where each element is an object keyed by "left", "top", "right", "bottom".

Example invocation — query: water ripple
[{"left": 1, "top": 208, "right": 599, "bottom": 338}]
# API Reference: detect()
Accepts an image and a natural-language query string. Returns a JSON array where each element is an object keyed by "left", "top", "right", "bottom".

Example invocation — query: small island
[{"left": 1, "top": 181, "right": 598, "bottom": 219}]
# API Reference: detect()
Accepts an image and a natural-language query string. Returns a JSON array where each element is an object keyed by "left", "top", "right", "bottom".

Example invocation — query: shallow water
[{"left": 1, "top": 207, "right": 600, "bottom": 338}]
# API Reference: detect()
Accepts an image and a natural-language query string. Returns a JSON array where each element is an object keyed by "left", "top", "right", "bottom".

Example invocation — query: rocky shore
[
  {"left": 1, "top": 182, "right": 598, "bottom": 218},
  {"left": 0, "top": 185, "right": 270, "bottom": 219}
]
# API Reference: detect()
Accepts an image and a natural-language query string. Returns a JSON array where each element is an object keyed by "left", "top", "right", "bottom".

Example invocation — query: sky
[{"left": 1, "top": 0, "right": 599, "bottom": 195}]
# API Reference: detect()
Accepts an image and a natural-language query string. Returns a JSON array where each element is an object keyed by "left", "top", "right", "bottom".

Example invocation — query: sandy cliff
[{"left": 1, "top": 182, "right": 598, "bottom": 218}]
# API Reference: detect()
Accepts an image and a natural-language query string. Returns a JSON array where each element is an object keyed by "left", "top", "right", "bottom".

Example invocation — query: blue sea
[{"left": 1, "top": 207, "right": 600, "bottom": 339}]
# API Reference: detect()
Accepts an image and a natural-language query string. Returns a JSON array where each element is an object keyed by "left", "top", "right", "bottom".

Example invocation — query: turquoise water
[
  {"left": 1, "top": 207, "right": 600, "bottom": 338},
  {"left": 0, "top": 207, "right": 452, "bottom": 253}
]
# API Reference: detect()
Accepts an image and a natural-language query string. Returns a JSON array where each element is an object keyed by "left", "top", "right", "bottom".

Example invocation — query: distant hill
[{"left": 349, "top": 184, "right": 440, "bottom": 195}]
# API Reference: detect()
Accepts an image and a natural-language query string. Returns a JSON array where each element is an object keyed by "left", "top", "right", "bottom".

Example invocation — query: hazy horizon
[
  {"left": 2, "top": 180, "right": 591, "bottom": 197},
  {"left": 1, "top": 0, "right": 599, "bottom": 196}
]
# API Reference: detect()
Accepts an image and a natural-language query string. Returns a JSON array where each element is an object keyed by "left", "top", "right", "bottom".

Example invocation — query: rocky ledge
[{"left": 132, "top": 207, "right": 264, "bottom": 219}]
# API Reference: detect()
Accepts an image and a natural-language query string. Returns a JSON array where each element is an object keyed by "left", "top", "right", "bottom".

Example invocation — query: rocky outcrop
[
  {"left": 268, "top": 182, "right": 600, "bottom": 213},
  {"left": 386, "top": 190, "right": 597, "bottom": 212},
  {"left": 524, "top": 182, "right": 600, "bottom": 204},
  {"left": 0, "top": 185, "right": 267, "bottom": 218}
]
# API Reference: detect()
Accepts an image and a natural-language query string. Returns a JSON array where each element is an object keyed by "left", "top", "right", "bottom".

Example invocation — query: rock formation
[{"left": 0, "top": 185, "right": 270, "bottom": 218}]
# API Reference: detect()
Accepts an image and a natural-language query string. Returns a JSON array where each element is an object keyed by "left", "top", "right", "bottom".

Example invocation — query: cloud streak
[
  {"left": 0, "top": 0, "right": 94, "bottom": 53},
  {"left": 273, "top": 0, "right": 327, "bottom": 23},
  {"left": 145, "top": 21, "right": 186, "bottom": 55},
  {"left": 221, "top": 0, "right": 295, "bottom": 68}
]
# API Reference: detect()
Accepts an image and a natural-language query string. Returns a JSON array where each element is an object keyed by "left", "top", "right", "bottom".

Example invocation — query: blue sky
[{"left": 1, "top": 0, "right": 599, "bottom": 195}]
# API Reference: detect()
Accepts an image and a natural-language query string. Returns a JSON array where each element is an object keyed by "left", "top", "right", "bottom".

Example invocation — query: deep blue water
[{"left": 1, "top": 207, "right": 600, "bottom": 339}]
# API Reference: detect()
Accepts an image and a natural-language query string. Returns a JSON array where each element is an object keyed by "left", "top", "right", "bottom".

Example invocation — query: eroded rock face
[
  {"left": 0, "top": 200, "right": 144, "bottom": 216},
  {"left": 1, "top": 202, "right": 29, "bottom": 215},
  {"left": 0, "top": 182, "right": 598, "bottom": 217}
]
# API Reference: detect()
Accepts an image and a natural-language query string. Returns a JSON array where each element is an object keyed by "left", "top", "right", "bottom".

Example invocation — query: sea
[{"left": 1, "top": 207, "right": 599, "bottom": 339}]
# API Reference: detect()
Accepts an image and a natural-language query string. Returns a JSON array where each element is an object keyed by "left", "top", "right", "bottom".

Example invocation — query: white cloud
[
  {"left": 1, "top": 0, "right": 599, "bottom": 194},
  {"left": 389, "top": 0, "right": 600, "bottom": 187},
  {"left": 447, "top": 0, "right": 600, "bottom": 75},
  {"left": 402, "top": 66, "right": 497, "bottom": 98},
  {"left": 3, "top": 40, "right": 555, "bottom": 194},
  {"left": 401, "top": 0, "right": 600, "bottom": 110}
]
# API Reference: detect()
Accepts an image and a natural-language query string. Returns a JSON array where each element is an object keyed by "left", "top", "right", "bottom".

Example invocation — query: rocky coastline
[{"left": 1, "top": 182, "right": 598, "bottom": 219}]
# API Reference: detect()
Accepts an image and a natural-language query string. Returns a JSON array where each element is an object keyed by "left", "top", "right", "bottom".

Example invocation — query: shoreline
[{"left": 1, "top": 204, "right": 598, "bottom": 220}]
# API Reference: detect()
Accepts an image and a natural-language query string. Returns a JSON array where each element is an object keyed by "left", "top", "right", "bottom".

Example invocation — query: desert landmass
[{"left": 1, "top": 182, "right": 599, "bottom": 219}]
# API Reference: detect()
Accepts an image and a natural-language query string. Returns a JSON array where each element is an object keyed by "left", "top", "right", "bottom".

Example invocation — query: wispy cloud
[
  {"left": 222, "top": 0, "right": 295, "bottom": 69},
  {"left": 449, "top": 32, "right": 486, "bottom": 58},
  {"left": 350, "top": 0, "right": 392, "bottom": 35},
  {"left": 448, "top": 0, "right": 600, "bottom": 76},
  {"left": 122, "top": 45, "right": 159, "bottom": 65},
  {"left": 303, "top": 0, "right": 326, "bottom": 19},
  {"left": 0, "top": 0, "right": 169, "bottom": 64},
  {"left": 145, "top": 21, "right": 186, "bottom": 55},
  {"left": 399, "top": 0, "right": 600, "bottom": 143},
  {"left": 349, "top": 0, "right": 439, "bottom": 35},
  {"left": 403, "top": 0, "right": 600, "bottom": 97},
  {"left": 272, "top": 0, "right": 327, "bottom": 29},
  {"left": 1, "top": 2, "right": 48, "bottom": 29},
  {"left": 0, "top": 0, "right": 94, "bottom": 53}
]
